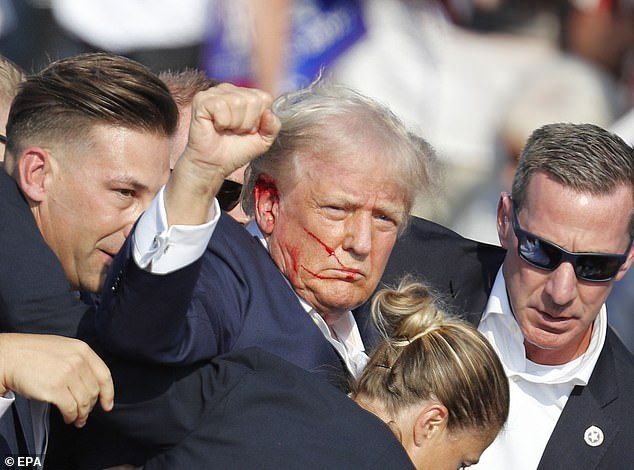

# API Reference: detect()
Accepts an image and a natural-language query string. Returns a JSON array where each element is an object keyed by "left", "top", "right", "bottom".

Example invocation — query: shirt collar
[{"left": 246, "top": 220, "right": 268, "bottom": 249}]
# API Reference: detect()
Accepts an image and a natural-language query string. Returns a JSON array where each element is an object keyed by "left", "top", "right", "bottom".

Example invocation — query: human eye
[
  {"left": 113, "top": 187, "right": 137, "bottom": 200},
  {"left": 321, "top": 203, "right": 347, "bottom": 219},
  {"left": 376, "top": 213, "right": 395, "bottom": 223},
  {"left": 374, "top": 210, "right": 401, "bottom": 229}
]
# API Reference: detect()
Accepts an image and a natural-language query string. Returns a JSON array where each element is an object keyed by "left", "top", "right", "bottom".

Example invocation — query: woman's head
[{"left": 352, "top": 280, "right": 509, "bottom": 469}]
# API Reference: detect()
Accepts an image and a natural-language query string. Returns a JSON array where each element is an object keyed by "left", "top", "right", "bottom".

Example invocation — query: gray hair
[
  {"left": 512, "top": 122, "right": 634, "bottom": 236},
  {"left": 241, "top": 80, "right": 434, "bottom": 227},
  {"left": 0, "top": 56, "right": 25, "bottom": 108}
]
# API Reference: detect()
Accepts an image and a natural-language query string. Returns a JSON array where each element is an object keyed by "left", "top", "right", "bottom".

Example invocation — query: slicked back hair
[{"left": 6, "top": 53, "right": 178, "bottom": 161}]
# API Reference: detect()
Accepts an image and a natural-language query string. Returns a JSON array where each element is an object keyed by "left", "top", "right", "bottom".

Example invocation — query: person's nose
[
  {"left": 544, "top": 261, "right": 578, "bottom": 308},
  {"left": 342, "top": 213, "right": 372, "bottom": 258}
]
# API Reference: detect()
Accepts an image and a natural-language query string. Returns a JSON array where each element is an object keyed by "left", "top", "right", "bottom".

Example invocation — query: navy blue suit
[
  {"left": 97, "top": 212, "right": 347, "bottom": 383},
  {"left": 84, "top": 213, "right": 499, "bottom": 467},
  {"left": 0, "top": 170, "right": 88, "bottom": 336},
  {"left": 100, "top": 347, "right": 415, "bottom": 470}
]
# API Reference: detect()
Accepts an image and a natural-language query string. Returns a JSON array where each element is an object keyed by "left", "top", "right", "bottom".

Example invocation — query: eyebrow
[{"left": 107, "top": 175, "right": 151, "bottom": 192}]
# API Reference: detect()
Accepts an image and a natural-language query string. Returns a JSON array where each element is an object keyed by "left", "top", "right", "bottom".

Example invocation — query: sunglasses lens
[
  {"left": 217, "top": 180, "right": 243, "bottom": 212},
  {"left": 512, "top": 202, "right": 626, "bottom": 282},
  {"left": 518, "top": 233, "right": 560, "bottom": 269},
  {"left": 574, "top": 255, "right": 622, "bottom": 281}
]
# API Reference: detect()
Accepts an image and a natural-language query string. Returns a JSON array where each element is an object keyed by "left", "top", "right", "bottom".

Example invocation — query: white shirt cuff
[
  {"left": 0, "top": 390, "right": 15, "bottom": 418},
  {"left": 132, "top": 186, "right": 220, "bottom": 274}
]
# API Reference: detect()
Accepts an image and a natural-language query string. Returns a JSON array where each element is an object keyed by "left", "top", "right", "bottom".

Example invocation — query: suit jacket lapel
[{"left": 538, "top": 340, "right": 618, "bottom": 470}]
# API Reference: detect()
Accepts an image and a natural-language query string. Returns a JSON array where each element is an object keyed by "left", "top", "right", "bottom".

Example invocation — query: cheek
[
  {"left": 370, "top": 234, "right": 398, "bottom": 268},
  {"left": 578, "top": 286, "right": 612, "bottom": 315},
  {"left": 283, "top": 243, "right": 303, "bottom": 278}
]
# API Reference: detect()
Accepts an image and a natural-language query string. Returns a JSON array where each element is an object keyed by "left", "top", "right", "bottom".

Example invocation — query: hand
[
  {"left": 165, "top": 83, "right": 281, "bottom": 226},
  {"left": 186, "top": 82, "right": 280, "bottom": 177},
  {"left": 0, "top": 333, "right": 114, "bottom": 428}
]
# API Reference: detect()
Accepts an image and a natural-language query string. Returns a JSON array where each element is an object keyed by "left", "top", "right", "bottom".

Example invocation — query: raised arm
[
  {"left": 164, "top": 83, "right": 280, "bottom": 226},
  {"left": 95, "top": 84, "right": 280, "bottom": 363}
]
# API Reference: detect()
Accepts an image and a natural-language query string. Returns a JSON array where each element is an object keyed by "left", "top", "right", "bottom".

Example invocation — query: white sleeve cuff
[
  {"left": 0, "top": 390, "right": 15, "bottom": 418},
  {"left": 132, "top": 186, "right": 220, "bottom": 274}
]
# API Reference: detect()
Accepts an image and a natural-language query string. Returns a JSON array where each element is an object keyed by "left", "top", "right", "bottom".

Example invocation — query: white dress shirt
[
  {"left": 473, "top": 269, "right": 606, "bottom": 470},
  {"left": 133, "top": 186, "right": 220, "bottom": 272},
  {"left": 0, "top": 391, "right": 14, "bottom": 419}
]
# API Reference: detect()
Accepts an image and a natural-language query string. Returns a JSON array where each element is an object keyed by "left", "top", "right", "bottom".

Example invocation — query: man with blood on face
[
  {"left": 252, "top": 124, "right": 410, "bottom": 325},
  {"left": 96, "top": 79, "right": 433, "bottom": 385}
]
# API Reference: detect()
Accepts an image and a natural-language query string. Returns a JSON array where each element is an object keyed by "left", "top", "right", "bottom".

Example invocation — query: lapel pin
[{"left": 584, "top": 425, "right": 604, "bottom": 447}]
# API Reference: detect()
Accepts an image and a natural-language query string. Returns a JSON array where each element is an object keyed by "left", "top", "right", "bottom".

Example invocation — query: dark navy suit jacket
[
  {"left": 0, "top": 169, "right": 90, "bottom": 463},
  {"left": 83, "top": 213, "right": 501, "bottom": 467},
  {"left": 101, "top": 347, "right": 415, "bottom": 470}
]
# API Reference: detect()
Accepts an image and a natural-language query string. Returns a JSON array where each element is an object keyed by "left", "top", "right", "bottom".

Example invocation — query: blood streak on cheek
[
  {"left": 304, "top": 229, "right": 344, "bottom": 267},
  {"left": 302, "top": 229, "right": 355, "bottom": 280},
  {"left": 301, "top": 266, "right": 341, "bottom": 280}
]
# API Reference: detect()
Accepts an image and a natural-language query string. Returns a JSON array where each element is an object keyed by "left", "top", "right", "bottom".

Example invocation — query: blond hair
[{"left": 353, "top": 280, "right": 509, "bottom": 433}]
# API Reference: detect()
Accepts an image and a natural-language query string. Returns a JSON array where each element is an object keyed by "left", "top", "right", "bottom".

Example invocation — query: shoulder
[
  {"left": 174, "top": 348, "right": 414, "bottom": 469},
  {"left": 380, "top": 216, "right": 505, "bottom": 318},
  {"left": 605, "top": 329, "right": 634, "bottom": 384}
]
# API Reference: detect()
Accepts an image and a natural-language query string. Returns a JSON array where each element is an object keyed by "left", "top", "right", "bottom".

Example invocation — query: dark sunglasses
[
  {"left": 0, "top": 135, "right": 6, "bottom": 144},
  {"left": 217, "top": 179, "right": 243, "bottom": 212},
  {"left": 511, "top": 202, "right": 632, "bottom": 282}
]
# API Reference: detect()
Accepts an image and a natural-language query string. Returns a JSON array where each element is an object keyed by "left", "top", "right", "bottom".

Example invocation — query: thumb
[{"left": 258, "top": 110, "right": 281, "bottom": 147}]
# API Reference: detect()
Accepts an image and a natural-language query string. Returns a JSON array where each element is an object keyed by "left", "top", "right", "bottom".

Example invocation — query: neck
[{"left": 353, "top": 395, "right": 402, "bottom": 439}]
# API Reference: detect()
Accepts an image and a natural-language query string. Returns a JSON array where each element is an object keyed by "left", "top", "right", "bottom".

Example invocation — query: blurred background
[{"left": 1, "top": 0, "right": 634, "bottom": 350}]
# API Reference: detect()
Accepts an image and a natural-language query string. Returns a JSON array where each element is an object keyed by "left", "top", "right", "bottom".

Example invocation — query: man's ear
[
  {"left": 413, "top": 402, "right": 448, "bottom": 446},
  {"left": 496, "top": 192, "right": 513, "bottom": 249},
  {"left": 17, "top": 148, "right": 51, "bottom": 202},
  {"left": 253, "top": 175, "right": 280, "bottom": 235}
]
